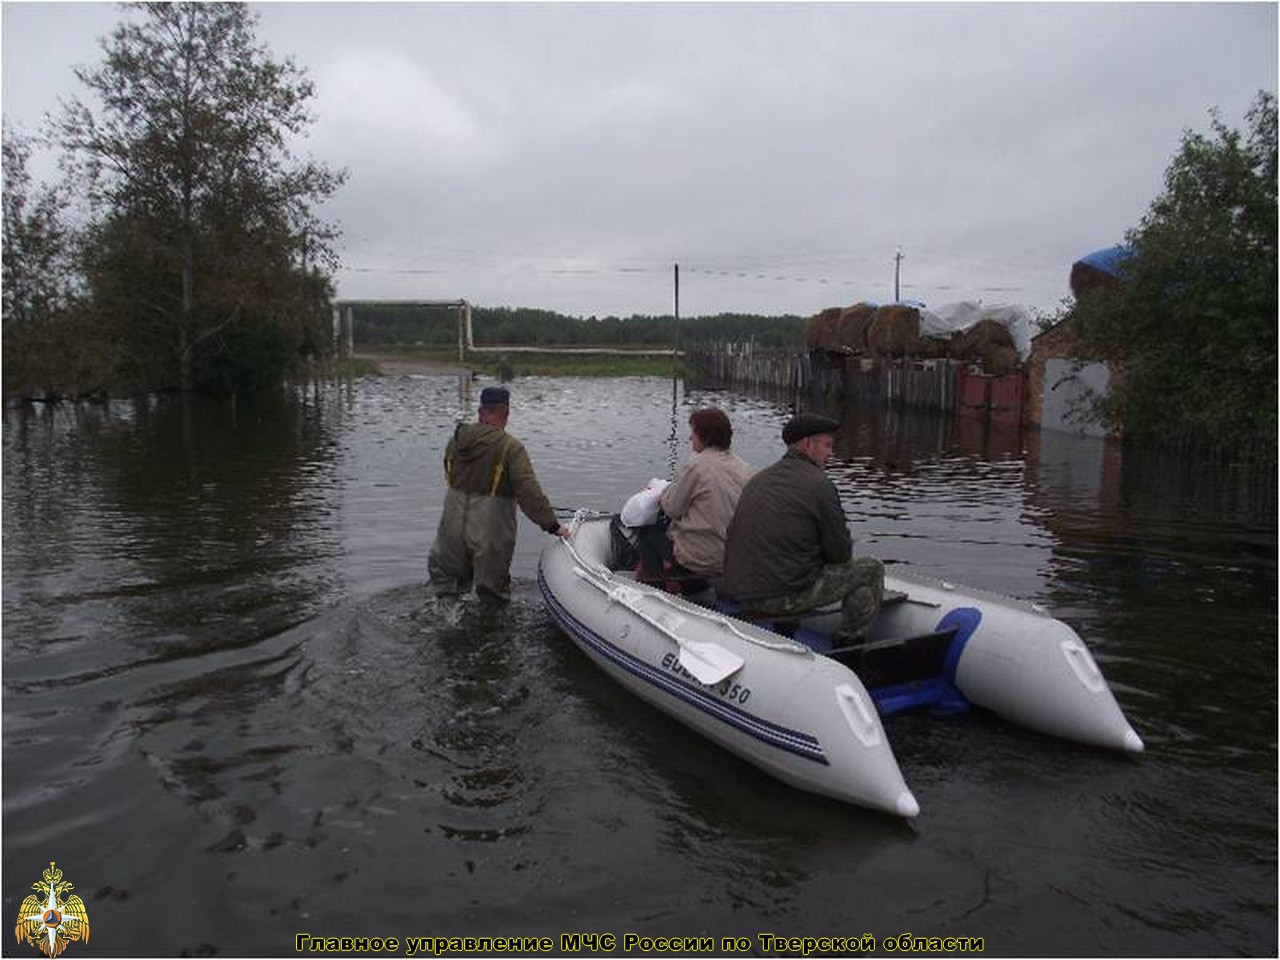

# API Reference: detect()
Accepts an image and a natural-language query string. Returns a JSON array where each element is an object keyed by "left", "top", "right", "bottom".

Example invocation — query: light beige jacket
[{"left": 659, "top": 448, "right": 752, "bottom": 576}]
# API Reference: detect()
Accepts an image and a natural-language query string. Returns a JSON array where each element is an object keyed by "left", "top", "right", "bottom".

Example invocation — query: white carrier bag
[{"left": 619, "top": 478, "right": 670, "bottom": 527}]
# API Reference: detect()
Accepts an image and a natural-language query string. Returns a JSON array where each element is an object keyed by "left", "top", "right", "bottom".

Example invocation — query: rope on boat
[
  {"left": 559, "top": 512, "right": 809, "bottom": 655},
  {"left": 556, "top": 506, "right": 611, "bottom": 520}
]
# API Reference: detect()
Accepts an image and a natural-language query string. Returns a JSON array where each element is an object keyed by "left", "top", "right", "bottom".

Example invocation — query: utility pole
[
  {"left": 894, "top": 247, "right": 904, "bottom": 302},
  {"left": 674, "top": 262, "right": 680, "bottom": 352}
]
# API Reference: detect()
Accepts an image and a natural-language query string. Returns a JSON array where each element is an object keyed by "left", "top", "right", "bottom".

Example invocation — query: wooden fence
[
  {"left": 685, "top": 342, "right": 1021, "bottom": 419},
  {"left": 688, "top": 340, "right": 812, "bottom": 393}
]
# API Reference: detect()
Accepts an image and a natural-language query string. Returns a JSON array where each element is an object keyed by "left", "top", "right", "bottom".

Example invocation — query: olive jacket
[
  {"left": 427, "top": 422, "right": 559, "bottom": 598},
  {"left": 719, "top": 449, "right": 852, "bottom": 602}
]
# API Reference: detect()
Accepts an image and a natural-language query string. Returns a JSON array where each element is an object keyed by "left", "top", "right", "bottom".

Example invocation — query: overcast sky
[{"left": 3, "top": 2, "right": 1276, "bottom": 320}]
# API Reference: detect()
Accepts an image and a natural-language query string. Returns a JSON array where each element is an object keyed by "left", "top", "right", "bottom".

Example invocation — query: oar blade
[{"left": 678, "top": 640, "right": 744, "bottom": 685}]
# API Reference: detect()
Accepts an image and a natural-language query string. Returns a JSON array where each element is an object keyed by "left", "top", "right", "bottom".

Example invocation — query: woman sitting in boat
[{"left": 630, "top": 407, "right": 753, "bottom": 595}]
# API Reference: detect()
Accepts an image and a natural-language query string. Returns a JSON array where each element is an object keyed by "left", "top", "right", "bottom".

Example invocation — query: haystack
[
  {"left": 834, "top": 302, "right": 877, "bottom": 354},
  {"left": 949, "top": 319, "right": 1020, "bottom": 376},
  {"left": 1069, "top": 261, "right": 1117, "bottom": 300},
  {"left": 804, "top": 306, "right": 844, "bottom": 351},
  {"left": 866, "top": 304, "right": 922, "bottom": 357}
]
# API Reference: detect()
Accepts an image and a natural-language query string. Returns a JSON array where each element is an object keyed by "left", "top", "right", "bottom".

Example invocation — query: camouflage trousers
[{"left": 744, "top": 556, "right": 885, "bottom": 638}]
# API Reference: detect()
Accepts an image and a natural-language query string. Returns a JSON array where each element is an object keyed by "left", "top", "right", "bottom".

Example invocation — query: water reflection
[
  {"left": 2, "top": 376, "right": 1275, "bottom": 956},
  {"left": 4, "top": 393, "right": 345, "bottom": 662},
  {"left": 1020, "top": 429, "right": 1277, "bottom": 773},
  {"left": 665, "top": 375, "right": 682, "bottom": 478}
]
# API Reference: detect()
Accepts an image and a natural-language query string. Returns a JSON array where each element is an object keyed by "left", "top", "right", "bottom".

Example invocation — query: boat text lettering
[{"left": 659, "top": 652, "right": 751, "bottom": 703}]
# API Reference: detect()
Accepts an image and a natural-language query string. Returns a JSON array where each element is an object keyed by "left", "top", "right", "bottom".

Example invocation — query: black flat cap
[
  {"left": 782, "top": 412, "right": 840, "bottom": 444},
  {"left": 480, "top": 386, "right": 510, "bottom": 406}
]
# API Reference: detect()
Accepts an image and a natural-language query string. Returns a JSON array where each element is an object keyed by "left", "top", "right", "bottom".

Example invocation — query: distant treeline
[{"left": 353, "top": 304, "right": 806, "bottom": 349}]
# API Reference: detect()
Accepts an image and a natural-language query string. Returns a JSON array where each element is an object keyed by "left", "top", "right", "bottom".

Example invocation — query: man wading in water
[{"left": 427, "top": 386, "right": 568, "bottom": 601}]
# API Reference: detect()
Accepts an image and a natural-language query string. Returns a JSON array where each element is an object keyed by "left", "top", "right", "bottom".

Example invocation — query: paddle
[
  {"left": 672, "top": 637, "right": 745, "bottom": 686},
  {"left": 569, "top": 567, "right": 745, "bottom": 685}
]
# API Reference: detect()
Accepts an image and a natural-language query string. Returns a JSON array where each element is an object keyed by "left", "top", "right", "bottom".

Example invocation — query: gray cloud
[{"left": 3, "top": 1, "right": 1275, "bottom": 319}]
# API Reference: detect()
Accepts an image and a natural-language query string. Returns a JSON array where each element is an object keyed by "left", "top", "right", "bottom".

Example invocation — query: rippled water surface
[{"left": 3, "top": 375, "right": 1275, "bottom": 957}]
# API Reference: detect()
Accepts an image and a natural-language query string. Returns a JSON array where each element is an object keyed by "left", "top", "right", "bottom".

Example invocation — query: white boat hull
[{"left": 538, "top": 515, "right": 1142, "bottom": 817}]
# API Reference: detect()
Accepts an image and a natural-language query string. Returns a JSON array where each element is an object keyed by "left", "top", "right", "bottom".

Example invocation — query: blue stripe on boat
[{"left": 539, "top": 571, "right": 828, "bottom": 766}]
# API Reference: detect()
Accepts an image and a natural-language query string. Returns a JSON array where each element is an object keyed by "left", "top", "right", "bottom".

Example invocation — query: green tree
[
  {"left": 0, "top": 124, "right": 106, "bottom": 395},
  {"left": 54, "top": 1, "right": 345, "bottom": 393},
  {"left": 1069, "top": 91, "right": 1277, "bottom": 450},
  {"left": 3, "top": 126, "right": 76, "bottom": 335}
]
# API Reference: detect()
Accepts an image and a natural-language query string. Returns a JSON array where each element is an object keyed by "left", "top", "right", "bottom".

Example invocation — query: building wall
[{"left": 1026, "top": 319, "right": 1120, "bottom": 437}]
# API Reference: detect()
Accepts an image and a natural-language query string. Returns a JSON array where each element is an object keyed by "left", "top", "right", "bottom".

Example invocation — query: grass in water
[{"left": 355, "top": 345, "right": 687, "bottom": 378}]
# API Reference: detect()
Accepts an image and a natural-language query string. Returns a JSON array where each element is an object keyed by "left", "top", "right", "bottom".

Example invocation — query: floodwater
[{"left": 2, "top": 374, "right": 1275, "bottom": 957}]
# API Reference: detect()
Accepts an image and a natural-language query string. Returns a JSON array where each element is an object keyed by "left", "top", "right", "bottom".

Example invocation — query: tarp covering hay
[
  {"left": 805, "top": 299, "right": 1033, "bottom": 372},
  {"left": 919, "top": 302, "right": 1033, "bottom": 361},
  {"left": 1070, "top": 244, "right": 1131, "bottom": 298}
]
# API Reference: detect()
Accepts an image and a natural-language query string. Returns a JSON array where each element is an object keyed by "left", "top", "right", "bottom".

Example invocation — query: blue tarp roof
[{"left": 1075, "top": 244, "right": 1133, "bottom": 277}]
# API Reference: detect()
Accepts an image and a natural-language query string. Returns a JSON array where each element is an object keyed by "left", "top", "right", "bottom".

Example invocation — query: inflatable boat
[{"left": 537, "top": 513, "right": 1143, "bottom": 818}]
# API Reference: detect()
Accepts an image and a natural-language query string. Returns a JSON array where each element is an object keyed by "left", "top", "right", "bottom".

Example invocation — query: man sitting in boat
[
  {"left": 629, "top": 408, "right": 753, "bottom": 595},
  {"left": 719, "top": 412, "right": 884, "bottom": 640}
]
